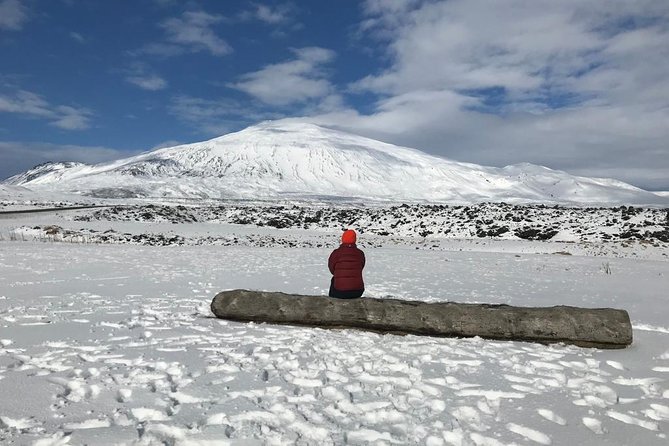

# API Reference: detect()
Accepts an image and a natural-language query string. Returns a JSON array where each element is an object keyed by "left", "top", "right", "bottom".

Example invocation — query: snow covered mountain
[{"left": 3, "top": 121, "right": 667, "bottom": 205}]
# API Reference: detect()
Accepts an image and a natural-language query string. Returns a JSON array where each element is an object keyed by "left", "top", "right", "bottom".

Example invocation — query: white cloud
[
  {"left": 255, "top": 4, "right": 289, "bottom": 24},
  {"left": 161, "top": 11, "right": 231, "bottom": 56},
  {"left": 353, "top": 0, "right": 613, "bottom": 99},
  {"left": 169, "top": 95, "right": 236, "bottom": 121},
  {"left": 122, "top": 62, "right": 168, "bottom": 91},
  {"left": 0, "top": 0, "right": 28, "bottom": 31},
  {"left": 70, "top": 32, "right": 85, "bottom": 43},
  {"left": 0, "top": 90, "right": 52, "bottom": 117},
  {"left": 231, "top": 47, "right": 336, "bottom": 106},
  {"left": 126, "top": 74, "right": 168, "bottom": 91},
  {"left": 0, "top": 90, "right": 92, "bottom": 130},
  {"left": 130, "top": 42, "right": 186, "bottom": 58},
  {"left": 50, "top": 106, "right": 93, "bottom": 130},
  {"left": 240, "top": 3, "right": 294, "bottom": 24},
  {"left": 303, "top": 0, "right": 669, "bottom": 190}
]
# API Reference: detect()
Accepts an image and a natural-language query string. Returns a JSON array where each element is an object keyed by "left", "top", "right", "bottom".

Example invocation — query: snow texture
[
  {"left": 0, "top": 201, "right": 668, "bottom": 445},
  {"left": 4, "top": 121, "right": 668, "bottom": 205}
]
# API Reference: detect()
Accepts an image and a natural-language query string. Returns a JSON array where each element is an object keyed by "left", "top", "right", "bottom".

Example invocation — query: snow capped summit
[
  {"left": 4, "top": 120, "right": 667, "bottom": 204},
  {"left": 6, "top": 161, "right": 88, "bottom": 186}
]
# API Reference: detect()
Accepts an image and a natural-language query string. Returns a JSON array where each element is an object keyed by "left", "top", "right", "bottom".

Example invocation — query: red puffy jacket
[{"left": 328, "top": 243, "right": 365, "bottom": 291}]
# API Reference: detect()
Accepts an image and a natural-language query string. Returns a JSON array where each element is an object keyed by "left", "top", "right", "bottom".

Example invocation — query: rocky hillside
[{"left": 68, "top": 202, "right": 669, "bottom": 246}]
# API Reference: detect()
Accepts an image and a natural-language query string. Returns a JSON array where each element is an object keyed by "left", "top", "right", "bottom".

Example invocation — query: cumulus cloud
[
  {"left": 354, "top": 0, "right": 619, "bottom": 101},
  {"left": 0, "top": 90, "right": 93, "bottom": 130},
  {"left": 0, "top": 0, "right": 28, "bottom": 31},
  {"left": 160, "top": 11, "right": 232, "bottom": 56},
  {"left": 304, "top": 0, "right": 669, "bottom": 190},
  {"left": 231, "top": 47, "right": 336, "bottom": 106}
]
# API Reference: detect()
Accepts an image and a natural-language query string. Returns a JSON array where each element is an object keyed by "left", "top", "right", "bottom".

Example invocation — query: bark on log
[{"left": 211, "top": 290, "right": 633, "bottom": 349}]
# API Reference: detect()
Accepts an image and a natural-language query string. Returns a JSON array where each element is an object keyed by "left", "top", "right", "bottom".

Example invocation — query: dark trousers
[{"left": 329, "top": 278, "right": 364, "bottom": 299}]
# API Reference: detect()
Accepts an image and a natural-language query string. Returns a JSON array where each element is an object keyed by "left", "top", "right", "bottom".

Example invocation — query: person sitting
[{"left": 328, "top": 229, "right": 365, "bottom": 298}]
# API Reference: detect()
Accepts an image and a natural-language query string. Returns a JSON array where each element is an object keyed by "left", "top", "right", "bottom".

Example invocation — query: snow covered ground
[{"left": 1, "top": 207, "right": 668, "bottom": 445}]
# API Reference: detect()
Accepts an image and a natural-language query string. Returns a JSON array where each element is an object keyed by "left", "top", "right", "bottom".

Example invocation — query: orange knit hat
[{"left": 342, "top": 229, "right": 357, "bottom": 244}]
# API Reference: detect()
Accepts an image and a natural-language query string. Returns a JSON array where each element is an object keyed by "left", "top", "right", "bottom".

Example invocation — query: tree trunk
[{"left": 211, "top": 290, "right": 633, "bottom": 349}]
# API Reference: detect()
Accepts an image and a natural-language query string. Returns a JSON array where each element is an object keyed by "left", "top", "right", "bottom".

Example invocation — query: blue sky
[{"left": 1, "top": 0, "right": 668, "bottom": 190}]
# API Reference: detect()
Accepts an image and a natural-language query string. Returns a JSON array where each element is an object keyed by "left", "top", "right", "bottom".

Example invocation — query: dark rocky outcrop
[
  {"left": 211, "top": 290, "right": 633, "bottom": 349},
  {"left": 72, "top": 202, "right": 669, "bottom": 245}
]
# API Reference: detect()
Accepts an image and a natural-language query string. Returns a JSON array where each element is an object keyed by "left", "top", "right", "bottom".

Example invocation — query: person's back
[{"left": 328, "top": 229, "right": 365, "bottom": 298}]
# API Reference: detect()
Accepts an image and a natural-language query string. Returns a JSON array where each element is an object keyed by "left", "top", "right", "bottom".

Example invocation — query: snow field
[{"left": 0, "top": 240, "right": 668, "bottom": 445}]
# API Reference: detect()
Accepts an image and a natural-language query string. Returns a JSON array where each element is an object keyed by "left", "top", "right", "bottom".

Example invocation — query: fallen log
[{"left": 210, "top": 290, "right": 633, "bottom": 349}]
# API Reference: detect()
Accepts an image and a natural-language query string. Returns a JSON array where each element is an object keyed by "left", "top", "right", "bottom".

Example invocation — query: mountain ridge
[{"left": 4, "top": 121, "right": 667, "bottom": 205}]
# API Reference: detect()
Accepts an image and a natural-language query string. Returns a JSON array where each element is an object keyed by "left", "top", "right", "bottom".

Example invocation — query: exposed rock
[
  {"left": 211, "top": 290, "right": 633, "bottom": 349},
  {"left": 66, "top": 202, "right": 669, "bottom": 245},
  {"left": 514, "top": 227, "right": 559, "bottom": 240}
]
